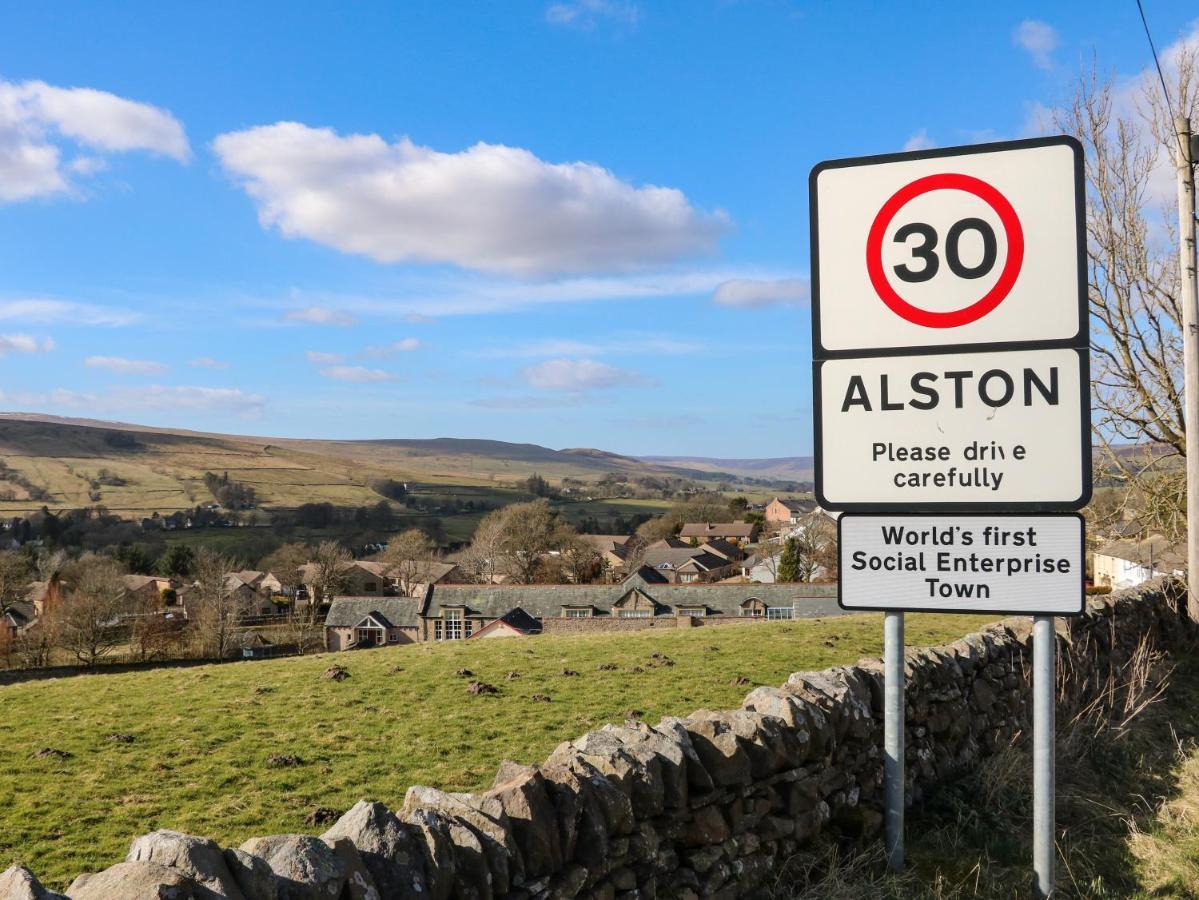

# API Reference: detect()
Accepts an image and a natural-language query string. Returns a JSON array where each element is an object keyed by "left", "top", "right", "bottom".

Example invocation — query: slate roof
[
  {"left": 641, "top": 546, "right": 709, "bottom": 570},
  {"left": 2, "top": 600, "right": 36, "bottom": 629},
  {"left": 1095, "top": 535, "right": 1186, "bottom": 571},
  {"left": 424, "top": 578, "right": 837, "bottom": 619},
  {"left": 678, "top": 522, "right": 755, "bottom": 539},
  {"left": 675, "top": 552, "right": 732, "bottom": 573},
  {"left": 324, "top": 596, "right": 422, "bottom": 628},
  {"left": 475, "top": 607, "right": 542, "bottom": 636},
  {"left": 772, "top": 498, "right": 816, "bottom": 513}
]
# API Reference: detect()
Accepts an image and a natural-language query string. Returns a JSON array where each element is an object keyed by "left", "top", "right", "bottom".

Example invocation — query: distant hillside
[
  {"left": 0, "top": 413, "right": 743, "bottom": 516},
  {"left": 639, "top": 454, "right": 815, "bottom": 483}
]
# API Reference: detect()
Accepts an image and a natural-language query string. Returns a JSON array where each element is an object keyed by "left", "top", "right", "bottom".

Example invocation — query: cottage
[
  {"left": 764, "top": 497, "right": 817, "bottom": 527},
  {"left": 641, "top": 546, "right": 734, "bottom": 583},
  {"left": 1092, "top": 535, "right": 1185, "bottom": 590},
  {"left": 469, "top": 607, "right": 542, "bottom": 639},
  {"left": 678, "top": 522, "right": 757, "bottom": 544},
  {"left": 324, "top": 596, "right": 422, "bottom": 651}
]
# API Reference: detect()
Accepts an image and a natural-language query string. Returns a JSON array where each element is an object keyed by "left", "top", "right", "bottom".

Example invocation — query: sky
[{"left": 0, "top": 1, "right": 1195, "bottom": 458}]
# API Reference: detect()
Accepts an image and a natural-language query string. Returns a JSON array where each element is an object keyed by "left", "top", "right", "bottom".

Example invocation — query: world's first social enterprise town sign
[{"left": 809, "top": 136, "right": 1091, "bottom": 512}]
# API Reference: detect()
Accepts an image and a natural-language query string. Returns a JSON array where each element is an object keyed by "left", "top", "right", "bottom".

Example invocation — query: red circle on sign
[{"left": 865, "top": 173, "right": 1024, "bottom": 328}]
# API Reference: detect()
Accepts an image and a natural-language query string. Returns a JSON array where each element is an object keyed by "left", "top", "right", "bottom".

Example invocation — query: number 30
[{"left": 892, "top": 218, "right": 997, "bottom": 283}]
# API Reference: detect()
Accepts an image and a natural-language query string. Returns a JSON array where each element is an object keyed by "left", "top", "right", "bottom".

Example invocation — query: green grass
[{"left": 0, "top": 613, "right": 992, "bottom": 889}]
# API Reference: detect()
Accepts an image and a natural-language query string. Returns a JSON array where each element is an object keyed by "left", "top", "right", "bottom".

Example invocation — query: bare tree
[
  {"left": 560, "top": 535, "right": 602, "bottom": 584},
  {"left": 288, "top": 541, "right": 349, "bottom": 654},
  {"left": 192, "top": 549, "right": 240, "bottom": 660},
  {"left": 457, "top": 512, "right": 505, "bottom": 584},
  {"left": 260, "top": 542, "right": 309, "bottom": 604},
  {"left": 56, "top": 555, "right": 131, "bottom": 667},
  {"left": 1059, "top": 50, "right": 1198, "bottom": 563},
  {"left": 375, "top": 529, "right": 435, "bottom": 596}
]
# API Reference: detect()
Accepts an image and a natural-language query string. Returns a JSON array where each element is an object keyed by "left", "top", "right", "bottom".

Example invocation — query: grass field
[{"left": 0, "top": 613, "right": 994, "bottom": 889}]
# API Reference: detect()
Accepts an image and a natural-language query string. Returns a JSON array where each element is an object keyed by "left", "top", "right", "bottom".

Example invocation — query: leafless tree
[
  {"left": 1059, "top": 49, "right": 1198, "bottom": 565},
  {"left": 456, "top": 510, "right": 506, "bottom": 584},
  {"left": 288, "top": 541, "right": 349, "bottom": 653},
  {"left": 56, "top": 555, "right": 131, "bottom": 667},
  {"left": 489, "top": 500, "right": 575, "bottom": 584},
  {"left": 192, "top": 549, "right": 240, "bottom": 659},
  {"left": 561, "top": 536, "right": 603, "bottom": 584},
  {"left": 375, "top": 528, "right": 435, "bottom": 596},
  {"left": 260, "top": 542, "right": 309, "bottom": 603}
]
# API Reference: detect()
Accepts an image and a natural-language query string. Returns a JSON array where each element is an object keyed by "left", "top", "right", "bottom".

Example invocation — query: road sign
[
  {"left": 814, "top": 346, "right": 1090, "bottom": 510},
  {"left": 810, "top": 136, "right": 1085, "bottom": 357},
  {"left": 838, "top": 513, "right": 1084, "bottom": 615}
]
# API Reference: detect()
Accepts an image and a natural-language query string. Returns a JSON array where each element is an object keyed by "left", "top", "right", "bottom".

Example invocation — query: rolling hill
[
  {"left": 0, "top": 413, "right": 768, "bottom": 518},
  {"left": 639, "top": 454, "right": 815, "bottom": 482}
]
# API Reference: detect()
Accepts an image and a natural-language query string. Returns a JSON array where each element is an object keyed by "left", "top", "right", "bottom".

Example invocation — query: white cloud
[
  {"left": 522, "top": 357, "right": 654, "bottom": 391},
  {"left": 305, "top": 350, "right": 344, "bottom": 364},
  {"left": 2, "top": 385, "right": 264, "bottom": 417},
  {"left": 261, "top": 267, "right": 797, "bottom": 321},
  {"left": 0, "top": 298, "right": 137, "bottom": 326},
  {"left": 0, "top": 78, "right": 189, "bottom": 203},
  {"left": 901, "top": 129, "right": 936, "bottom": 152},
  {"left": 188, "top": 357, "right": 229, "bottom": 369},
  {"left": 0, "top": 334, "right": 54, "bottom": 356},
  {"left": 283, "top": 306, "right": 356, "bottom": 327},
  {"left": 477, "top": 335, "right": 703, "bottom": 358},
  {"left": 363, "top": 338, "right": 422, "bottom": 357},
  {"left": 1014, "top": 19, "right": 1058, "bottom": 70},
  {"left": 403, "top": 312, "right": 437, "bottom": 325},
  {"left": 84, "top": 355, "right": 167, "bottom": 375},
  {"left": 319, "top": 365, "right": 396, "bottom": 383},
  {"left": 712, "top": 277, "right": 808, "bottom": 309},
  {"left": 214, "top": 122, "right": 728, "bottom": 276},
  {"left": 546, "top": 0, "right": 640, "bottom": 29}
]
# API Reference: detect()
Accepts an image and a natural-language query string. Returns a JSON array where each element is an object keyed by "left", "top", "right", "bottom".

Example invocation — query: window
[
  {"left": 766, "top": 606, "right": 795, "bottom": 620},
  {"left": 679, "top": 607, "right": 706, "bottom": 618},
  {"left": 445, "top": 609, "right": 464, "bottom": 640},
  {"left": 618, "top": 609, "right": 651, "bottom": 618},
  {"left": 565, "top": 608, "right": 592, "bottom": 619},
  {"left": 741, "top": 602, "right": 764, "bottom": 617},
  {"left": 389, "top": 633, "right": 399, "bottom": 642},
  {"left": 363, "top": 581, "right": 377, "bottom": 592},
  {"left": 434, "top": 620, "right": 443, "bottom": 640},
  {"left": 465, "top": 618, "right": 474, "bottom": 638}
]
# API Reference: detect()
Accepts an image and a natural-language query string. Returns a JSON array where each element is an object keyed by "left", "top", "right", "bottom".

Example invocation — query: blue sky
[{"left": 0, "top": 1, "right": 1194, "bottom": 457}]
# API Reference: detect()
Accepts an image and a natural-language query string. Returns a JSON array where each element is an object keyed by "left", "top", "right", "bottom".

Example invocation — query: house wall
[{"left": 325, "top": 625, "right": 417, "bottom": 651}]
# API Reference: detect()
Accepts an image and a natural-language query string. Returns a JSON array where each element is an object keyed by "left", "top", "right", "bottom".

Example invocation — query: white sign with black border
[
  {"left": 809, "top": 136, "right": 1086, "bottom": 358},
  {"left": 814, "top": 346, "right": 1091, "bottom": 511},
  {"left": 838, "top": 512, "right": 1084, "bottom": 616}
]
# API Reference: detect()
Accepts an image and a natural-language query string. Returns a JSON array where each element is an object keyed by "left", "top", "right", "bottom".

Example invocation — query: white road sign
[
  {"left": 815, "top": 346, "right": 1090, "bottom": 510},
  {"left": 810, "top": 137, "right": 1085, "bottom": 356},
  {"left": 838, "top": 513, "right": 1084, "bottom": 615}
]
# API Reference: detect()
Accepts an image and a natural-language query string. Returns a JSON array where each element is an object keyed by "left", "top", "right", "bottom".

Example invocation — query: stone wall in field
[{"left": 5, "top": 580, "right": 1191, "bottom": 900}]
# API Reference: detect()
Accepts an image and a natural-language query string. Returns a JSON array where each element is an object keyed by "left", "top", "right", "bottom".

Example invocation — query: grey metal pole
[
  {"left": 1175, "top": 116, "right": 1199, "bottom": 623},
  {"left": 884, "top": 609, "right": 904, "bottom": 871},
  {"left": 1033, "top": 616, "right": 1056, "bottom": 898}
]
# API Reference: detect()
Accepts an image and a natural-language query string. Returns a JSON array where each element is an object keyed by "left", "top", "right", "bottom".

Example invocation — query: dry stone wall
[{"left": 3, "top": 580, "right": 1191, "bottom": 900}]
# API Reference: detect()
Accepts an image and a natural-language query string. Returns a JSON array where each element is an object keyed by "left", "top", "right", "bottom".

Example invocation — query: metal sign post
[
  {"left": 883, "top": 609, "right": 904, "bottom": 871},
  {"left": 809, "top": 137, "right": 1091, "bottom": 893},
  {"left": 1033, "top": 617, "right": 1056, "bottom": 898}
]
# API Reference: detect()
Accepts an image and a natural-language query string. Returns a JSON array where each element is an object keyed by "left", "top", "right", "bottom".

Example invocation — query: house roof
[
  {"left": 648, "top": 537, "right": 691, "bottom": 550},
  {"left": 481, "top": 607, "right": 542, "bottom": 635},
  {"left": 123, "top": 574, "right": 160, "bottom": 592},
  {"left": 3, "top": 600, "right": 36, "bottom": 629},
  {"left": 627, "top": 565, "right": 670, "bottom": 584},
  {"left": 771, "top": 498, "right": 816, "bottom": 513},
  {"left": 698, "top": 538, "right": 743, "bottom": 560},
  {"left": 578, "top": 534, "right": 632, "bottom": 550},
  {"left": 678, "top": 522, "right": 755, "bottom": 538},
  {"left": 1095, "top": 535, "right": 1186, "bottom": 571},
  {"left": 642, "top": 546, "right": 709, "bottom": 570},
  {"left": 424, "top": 577, "right": 837, "bottom": 619},
  {"left": 675, "top": 552, "right": 731, "bottom": 573},
  {"left": 324, "top": 596, "right": 422, "bottom": 628}
]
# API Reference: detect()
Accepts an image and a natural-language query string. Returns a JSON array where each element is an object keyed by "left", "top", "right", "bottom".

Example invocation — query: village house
[
  {"left": 641, "top": 539, "right": 741, "bottom": 583},
  {"left": 764, "top": 497, "right": 817, "bottom": 527},
  {"left": 678, "top": 521, "right": 758, "bottom": 544},
  {"left": 321, "top": 568, "right": 835, "bottom": 648},
  {"left": 122, "top": 574, "right": 172, "bottom": 608},
  {"left": 1, "top": 599, "right": 36, "bottom": 644},
  {"left": 1092, "top": 535, "right": 1185, "bottom": 590},
  {"left": 302, "top": 559, "right": 460, "bottom": 601},
  {"left": 577, "top": 535, "right": 633, "bottom": 579},
  {"left": 324, "top": 596, "right": 422, "bottom": 651}
]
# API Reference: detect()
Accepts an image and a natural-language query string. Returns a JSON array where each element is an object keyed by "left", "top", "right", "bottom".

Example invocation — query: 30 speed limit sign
[
  {"left": 810, "top": 136, "right": 1085, "bottom": 356},
  {"left": 809, "top": 136, "right": 1090, "bottom": 511}
]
